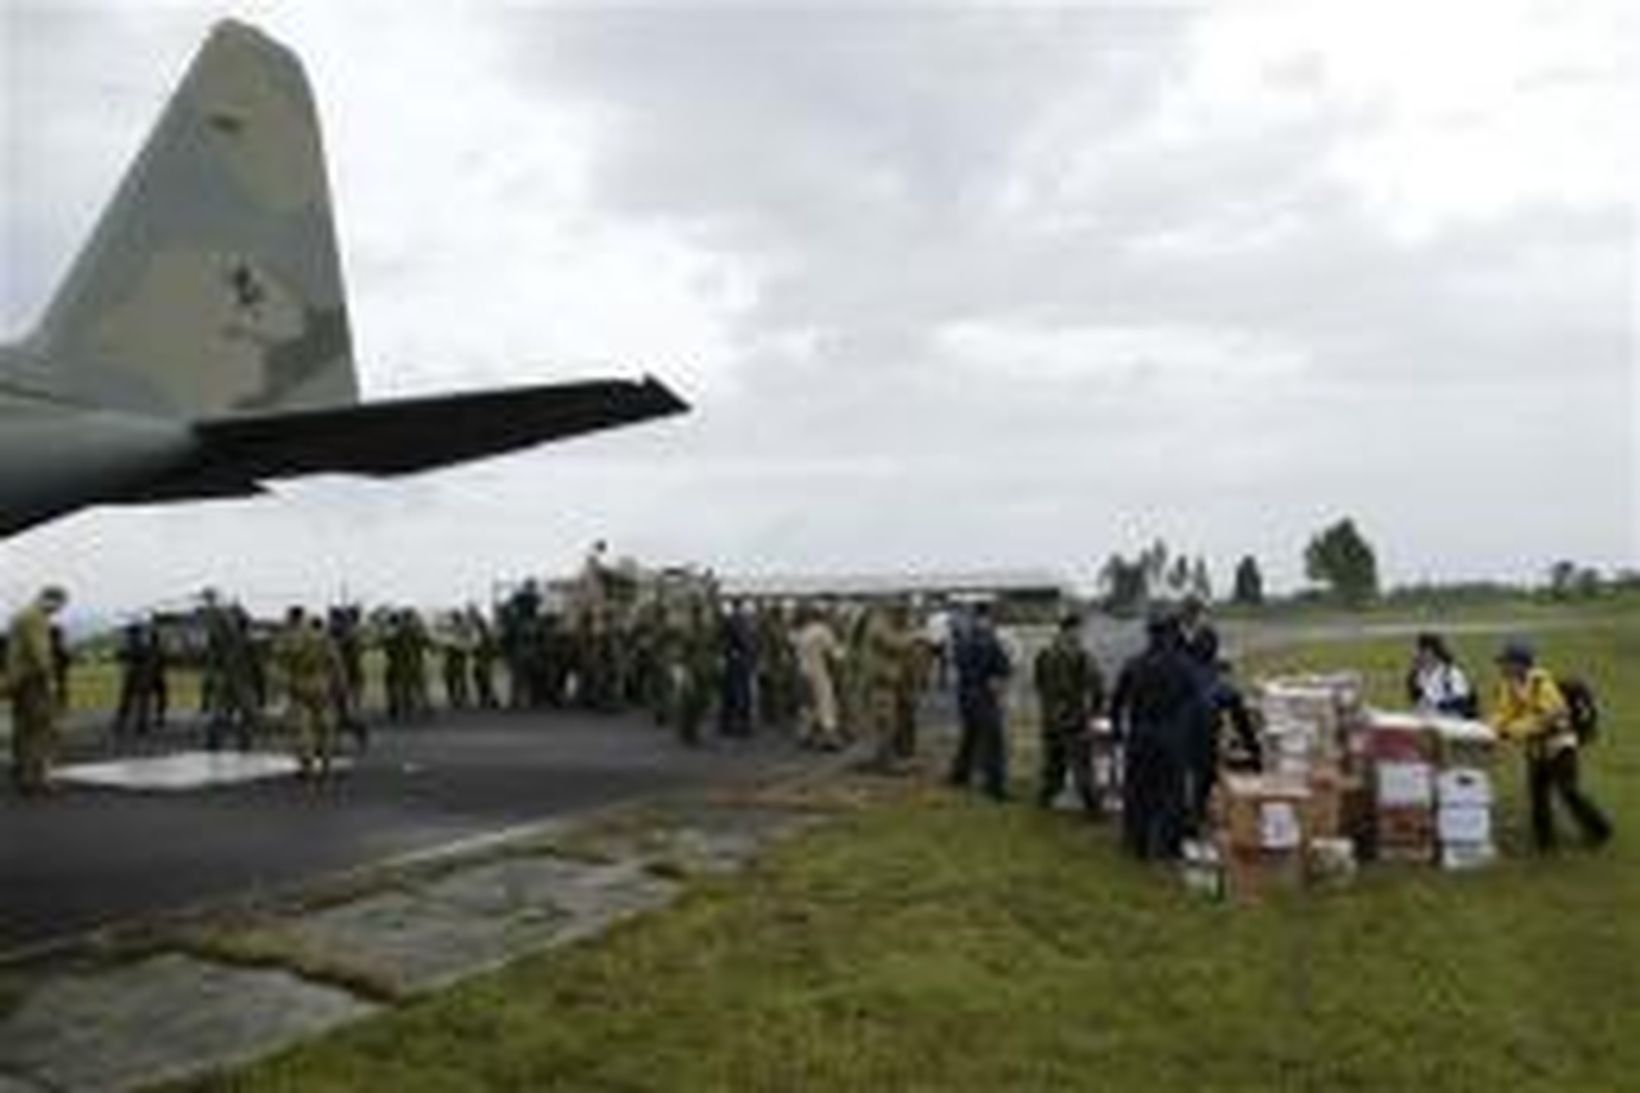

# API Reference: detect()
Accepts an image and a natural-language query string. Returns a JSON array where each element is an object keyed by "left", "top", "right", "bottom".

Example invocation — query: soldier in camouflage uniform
[
  {"left": 273, "top": 607, "right": 339, "bottom": 780},
  {"left": 676, "top": 602, "right": 717, "bottom": 746},
  {"left": 7, "top": 586, "right": 68, "bottom": 794},
  {"left": 755, "top": 603, "right": 799, "bottom": 732},
  {"left": 1033, "top": 613, "right": 1106, "bottom": 814},
  {"left": 442, "top": 611, "right": 472, "bottom": 710},
  {"left": 860, "top": 602, "right": 918, "bottom": 772},
  {"left": 202, "top": 591, "right": 261, "bottom": 750},
  {"left": 469, "top": 606, "right": 499, "bottom": 709}
]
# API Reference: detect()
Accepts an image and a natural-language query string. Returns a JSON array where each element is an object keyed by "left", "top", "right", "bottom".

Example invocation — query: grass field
[{"left": 172, "top": 615, "right": 1638, "bottom": 1092}]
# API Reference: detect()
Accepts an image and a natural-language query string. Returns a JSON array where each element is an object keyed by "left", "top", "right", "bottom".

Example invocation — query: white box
[
  {"left": 1437, "top": 804, "right": 1493, "bottom": 845},
  {"left": 1377, "top": 761, "right": 1434, "bottom": 807},
  {"left": 1436, "top": 768, "right": 1494, "bottom": 808},
  {"left": 1260, "top": 800, "right": 1304, "bottom": 850}
]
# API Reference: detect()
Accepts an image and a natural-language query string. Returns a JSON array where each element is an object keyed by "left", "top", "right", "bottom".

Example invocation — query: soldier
[
  {"left": 201, "top": 590, "right": 260, "bottom": 750},
  {"left": 947, "top": 602, "right": 1012, "bottom": 800},
  {"left": 382, "top": 610, "right": 408, "bottom": 722},
  {"left": 404, "top": 610, "right": 432, "bottom": 718},
  {"left": 755, "top": 603, "right": 797, "bottom": 732},
  {"left": 273, "top": 608, "right": 339, "bottom": 780},
  {"left": 892, "top": 605, "right": 930, "bottom": 762},
  {"left": 676, "top": 601, "right": 716, "bottom": 746},
  {"left": 718, "top": 602, "right": 756, "bottom": 738},
  {"left": 861, "top": 602, "right": 917, "bottom": 772},
  {"left": 1033, "top": 613, "right": 1106, "bottom": 815},
  {"left": 1109, "top": 610, "right": 1206, "bottom": 860},
  {"left": 794, "top": 605, "right": 845, "bottom": 750},
  {"left": 7, "top": 586, "right": 68, "bottom": 794},
  {"left": 327, "top": 606, "right": 368, "bottom": 749},
  {"left": 442, "top": 611, "right": 472, "bottom": 710},
  {"left": 112, "top": 620, "right": 165, "bottom": 739},
  {"left": 469, "top": 606, "right": 500, "bottom": 709}
]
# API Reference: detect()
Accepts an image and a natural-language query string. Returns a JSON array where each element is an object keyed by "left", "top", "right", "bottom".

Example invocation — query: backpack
[{"left": 1558, "top": 676, "right": 1600, "bottom": 744}]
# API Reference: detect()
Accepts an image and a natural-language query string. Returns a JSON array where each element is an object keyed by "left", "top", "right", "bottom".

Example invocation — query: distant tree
[
  {"left": 1099, "top": 553, "right": 1149, "bottom": 616},
  {"left": 1575, "top": 566, "right": 1604, "bottom": 598},
  {"left": 1166, "top": 555, "right": 1192, "bottom": 597},
  {"left": 1232, "top": 556, "right": 1264, "bottom": 606},
  {"left": 1141, "top": 539, "right": 1170, "bottom": 591},
  {"left": 1189, "top": 556, "right": 1212, "bottom": 601},
  {"left": 1303, "top": 518, "right": 1379, "bottom": 607},
  {"left": 1548, "top": 560, "right": 1578, "bottom": 599}
]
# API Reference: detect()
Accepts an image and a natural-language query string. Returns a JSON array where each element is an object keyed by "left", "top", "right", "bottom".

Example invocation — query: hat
[{"left": 1495, "top": 640, "right": 1535, "bottom": 666}]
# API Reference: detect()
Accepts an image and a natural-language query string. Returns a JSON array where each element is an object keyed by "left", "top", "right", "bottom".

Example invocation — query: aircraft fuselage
[{"left": 0, "top": 363, "right": 196, "bottom": 537}]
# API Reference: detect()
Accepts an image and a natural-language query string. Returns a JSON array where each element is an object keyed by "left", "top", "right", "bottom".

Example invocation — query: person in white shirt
[
  {"left": 794, "top": 606, "right": 846, "bottom": 750},
  {"left": 1406, "top": 632, "right": 1478, "bottom": 718}
]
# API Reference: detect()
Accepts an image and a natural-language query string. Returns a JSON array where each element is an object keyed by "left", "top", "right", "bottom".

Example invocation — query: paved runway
[{"left": 0, "top": 710, "right": 802, "bottom": 954}]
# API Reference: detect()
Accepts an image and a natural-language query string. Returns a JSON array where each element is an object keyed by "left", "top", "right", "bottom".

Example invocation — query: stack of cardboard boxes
[
  {"left": 1206, "top": 675, "right": 1371, "bottom": 901},
  {"left": 1199, "top": 674, "right": 1499, "bottom": 900},
  {"left": 1433, "top": 719, "right": 1498, "bottom": 869},
  {"left": 1361, "top": 711, "right": 1498, "bottom": 867}
]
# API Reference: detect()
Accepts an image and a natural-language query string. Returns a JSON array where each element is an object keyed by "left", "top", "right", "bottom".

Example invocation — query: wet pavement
[{"left": 0, "top": 708, "right": 801, "bottom": 953}]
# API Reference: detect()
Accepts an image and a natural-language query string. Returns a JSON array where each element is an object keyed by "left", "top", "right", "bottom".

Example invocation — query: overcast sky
[{"left": 2, "top": 0, "right": 1635, "bottom": 620}]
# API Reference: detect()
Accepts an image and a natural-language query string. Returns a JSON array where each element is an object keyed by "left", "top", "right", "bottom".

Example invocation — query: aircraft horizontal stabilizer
[{"left": 125, "top": 376, "right": 688, "bottom": 503}]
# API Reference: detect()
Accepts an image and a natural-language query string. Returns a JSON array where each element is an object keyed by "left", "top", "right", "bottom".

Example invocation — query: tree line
[{"left": 1096, "top": 518, "right": 1634, "bottom": 615}]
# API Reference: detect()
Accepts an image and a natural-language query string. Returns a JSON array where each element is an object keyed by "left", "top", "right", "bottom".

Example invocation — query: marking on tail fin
[{"left": 28, "top": 19, "right": 357, "bottom": 419}]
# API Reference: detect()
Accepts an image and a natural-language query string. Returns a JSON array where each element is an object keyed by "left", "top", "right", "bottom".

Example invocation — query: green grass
[{"left": 170, "top": 618, "right": 1638, "bottom": 1092}]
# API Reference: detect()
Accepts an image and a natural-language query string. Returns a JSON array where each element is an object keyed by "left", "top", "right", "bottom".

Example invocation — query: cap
[{"left": 1495, "top": 639, "right": 1535, "bottom": 666}]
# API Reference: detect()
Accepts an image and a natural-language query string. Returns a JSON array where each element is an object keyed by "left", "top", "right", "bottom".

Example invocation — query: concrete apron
[{"left": 0, "top": 762, "right": 848, "bottom": 1093}]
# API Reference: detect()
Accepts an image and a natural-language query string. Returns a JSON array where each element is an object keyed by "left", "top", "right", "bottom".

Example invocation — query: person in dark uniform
[
  {"left": 947, "top": 602, "right": 1012, "bottom": 800},
  {"left": 1109, "top": 610, "right": 1207, "bottom": 860},
  {"left": 1033, "top": 612, "right": 1105, "bottom": 814},
  {"left": 718, "top": 603, "right": 756, "bottom": 738}
]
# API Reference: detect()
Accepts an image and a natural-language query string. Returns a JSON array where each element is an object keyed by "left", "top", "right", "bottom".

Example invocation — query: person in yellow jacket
[
  {"left": 7, "top": 586, "right": 69, "bottom": 794},
  {"left": 273, "top": 607, "right": 339, "bottom": 781},
  {"left": 1490, "top": 640, "right": 1612, "bottom": 851}
]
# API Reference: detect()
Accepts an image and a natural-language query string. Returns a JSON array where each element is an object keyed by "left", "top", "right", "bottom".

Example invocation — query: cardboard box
[
  {"left": 1221, "top": 774, "right": 1311, "bottom": 852},
  {"left": 1180, "top": 838, "right": 1225, "bottom": 900},
  {"left": 1307, "top": 837, "right": 1358, "bottom": 886},
  {"left": 1223, "top": 846, "right": 1306, "bottom": 903},
  {"left": 1306, "top": 767, "right": 1347, "bottom": 838},
  {"left": 1377, "top": 804, "right": 1436, "bottom": 852},
  {"left": 1437, "top": 804, "right": 1493, "bottom": 845},
  {"left": 1376, "top": 761, "right": 1435, "bottom": 808},
  {"left": 1436, "top": 768, "right": 1494, "bottom": 809}
]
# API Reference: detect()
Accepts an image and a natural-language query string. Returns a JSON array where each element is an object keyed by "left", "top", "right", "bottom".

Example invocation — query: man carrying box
[{"left": 1489, "top": 641, "right": 1613, "bottom": 852}]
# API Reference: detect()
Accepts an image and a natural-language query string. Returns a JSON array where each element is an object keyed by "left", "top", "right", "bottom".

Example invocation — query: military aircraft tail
[{"left": 27, "top": 19, "right": 358, "bottom": 420}]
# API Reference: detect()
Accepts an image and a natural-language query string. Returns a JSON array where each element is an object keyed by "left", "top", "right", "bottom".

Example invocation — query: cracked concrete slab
[
  {"left": 271, "top": 857, "right": 681, "bottom": 993},
  {"left": 0, "top": 954, "right": 376, "bottom": 1092}
]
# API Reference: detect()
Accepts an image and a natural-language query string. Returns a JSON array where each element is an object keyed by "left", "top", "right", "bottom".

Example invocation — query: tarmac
[{"left": 0, "top": 707, "right": 803, "bottom": 953}]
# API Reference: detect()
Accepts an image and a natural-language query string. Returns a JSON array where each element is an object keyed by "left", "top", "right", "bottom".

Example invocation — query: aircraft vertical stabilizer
[{"left": 27, "top": 19, "right": 358, "bottom": 419}]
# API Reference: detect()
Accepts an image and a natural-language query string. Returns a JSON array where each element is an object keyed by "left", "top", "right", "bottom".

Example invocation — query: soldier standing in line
[
  {"left": 404, "top": 610, "right": 432, "bottom": 719},
  {"left": 794, "top": 605, "right": 845, "bottom": 751},
  {"left": 470, "top": 605, "right": 499, "bottom": 709},
  {"left": 676, "top": 601, "right": 716, "bottom": 746},
  {"left": 860, "top": 602, "right": 916, "bottom": 772},
  {"left": 273, "top": 608, "right": 339, "bottom": 781},
  {"left": 7, "top": 586, "right": 69, "bottom": 795},
  {"left": 891, "top": 603, "right": 929, "bottom": 763},
  {"left": 1109, "top": 610, "right": 1205, "bottom": 860},
  {"left": 202, "top": 591, "right": 260, "bottom": 750},
  {"left": 947, "top": 602, "right": 1012, "bottom": 801},
  {"left": 443, "top": 610, "right": 472, "bottom": 710},
  {"left": 718, "top": 602, "right": 756, "bottom": 738},
  {"left": 1033, "top": 613, "right": 1106, "bottom": 815}
]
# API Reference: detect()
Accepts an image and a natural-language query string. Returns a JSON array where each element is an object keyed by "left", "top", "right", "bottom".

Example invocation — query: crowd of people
[{"left": 1, "top": 565, "right": 1618, "bottom": 857}]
